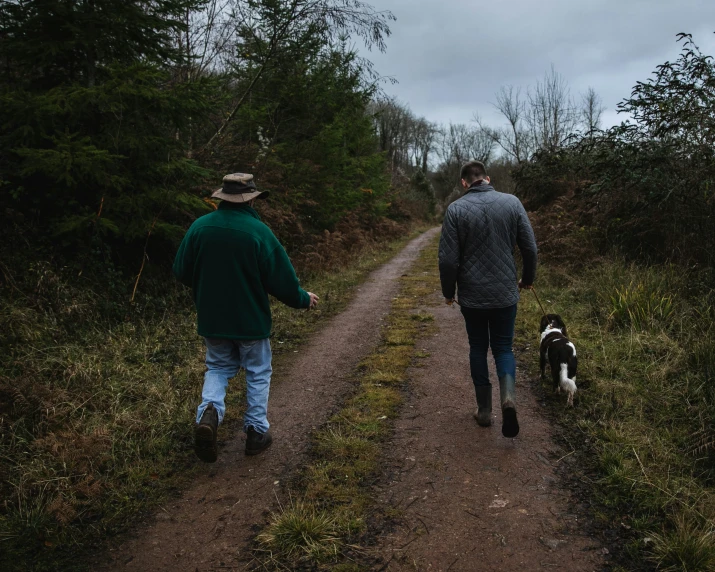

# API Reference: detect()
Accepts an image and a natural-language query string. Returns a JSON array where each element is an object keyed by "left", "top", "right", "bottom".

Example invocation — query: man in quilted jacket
[{"left": 438, "top": 161, "right": 537, "bottom": 438}]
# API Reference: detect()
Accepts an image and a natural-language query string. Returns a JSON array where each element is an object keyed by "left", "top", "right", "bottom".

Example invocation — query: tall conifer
[{"left": 0, "top": 0, "right": 215, "bottom": 250}]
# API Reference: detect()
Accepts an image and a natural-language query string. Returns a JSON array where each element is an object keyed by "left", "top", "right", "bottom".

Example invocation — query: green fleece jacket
[{"left": 173, "top": 202, "right": 310, "bottom": 339}]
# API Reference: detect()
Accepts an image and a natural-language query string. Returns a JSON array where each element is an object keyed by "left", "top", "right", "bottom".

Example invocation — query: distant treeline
[{"left": 369, "top": 65, "right": 609, "bottom": 209}]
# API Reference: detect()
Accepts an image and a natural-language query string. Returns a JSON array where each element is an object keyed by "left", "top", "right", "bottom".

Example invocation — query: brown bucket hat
[{"left": 211, "top": 173, "right": 269, "bottom": 203}]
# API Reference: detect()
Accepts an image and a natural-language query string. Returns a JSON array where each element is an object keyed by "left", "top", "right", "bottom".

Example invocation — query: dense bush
[
  {"left": 0, "top": 1, "right": 218, "bottom": 255},
  {"left": 514, "top": 33, "right": 715, "bottom": 272}
]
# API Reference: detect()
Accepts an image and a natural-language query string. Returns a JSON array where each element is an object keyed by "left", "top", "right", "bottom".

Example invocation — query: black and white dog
[{"left": 539, "top": 314, "right": 577, "bottom": 406}]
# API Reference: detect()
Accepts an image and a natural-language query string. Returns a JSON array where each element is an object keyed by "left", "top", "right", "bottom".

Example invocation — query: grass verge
[
  {"left": 514, "top": 258, "right": 715, "bottom": 571},
  {"left": 254, "top": 235, "right": 440, "bottom": 570},
  {"left": 0, "top": 225, "right": 430, "bottom": 572}
]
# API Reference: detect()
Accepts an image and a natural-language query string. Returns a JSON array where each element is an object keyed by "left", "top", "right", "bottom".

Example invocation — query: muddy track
[
  {"left": 370, "top": 295, "right": 607, "bottom": 571},
  {"left": 95, "top": 228, "right": 440, "bottom": 571}
]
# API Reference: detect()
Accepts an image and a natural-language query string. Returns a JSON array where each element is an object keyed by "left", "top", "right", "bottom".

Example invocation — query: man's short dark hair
[{"left": 460, "top": 161, "right": 487, "bottom": 184}]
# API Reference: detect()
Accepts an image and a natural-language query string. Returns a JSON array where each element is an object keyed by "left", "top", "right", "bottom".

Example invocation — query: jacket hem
[
  {"left": 198, "top": 332, "right": 272, "bottom": 340},
  {"left": 457, "top": 298, "right": 519, "bottom": 310}
]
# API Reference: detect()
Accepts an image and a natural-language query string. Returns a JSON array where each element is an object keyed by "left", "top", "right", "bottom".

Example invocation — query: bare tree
[
  {"left": 370, "top": 97, "right": 410, "bottom": 170},
  {"left": 175, "top": 1, "right": 239, "bottom": 155},
  {"left": 438, "top": 123, "right": 494, "bottom": 165},
  {"left": 486, "top": 86, "right": 532, "bottom": 163},
  {"left": 176, "top": 1, "right": 237, "bottom": 82},
  {"left": 580, "top": 86, "right": 605, "bottom": 134},
  {"left": 432, "top": 122, "right": 494, "bottom": 202},
  {"left": 411, "top": 116, "right": 438, "bottom": 172},
  {"left": 370, "top": 98, "right": 438, "bottom": 174},
  {"left": 526, "top": 66, "right": 577, "bottom": 153}
]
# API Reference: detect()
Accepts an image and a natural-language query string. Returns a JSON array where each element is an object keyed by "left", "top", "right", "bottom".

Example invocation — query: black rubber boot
[
  {"left": 499, "top": 374, "right": 520, "bottom": 438},
  {"left": 194, "top": 403, "right": 219, "bottom": 463},
  {"left": 245, "top": 426, "right": 273, "bottom": 456},
  {"left": 473, "top": 385, "right": 492, "bottom": 427}
]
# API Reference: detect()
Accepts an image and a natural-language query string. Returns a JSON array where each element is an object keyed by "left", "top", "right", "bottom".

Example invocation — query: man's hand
[
  {"left": 518, "top": 280, "right": 533, "bottom": 290},
  {"left": 445, "top": 298, "right": 455, "bottom": 306},
  {"left": 307, "top": 292, "right": 320, "bottom": 309}
]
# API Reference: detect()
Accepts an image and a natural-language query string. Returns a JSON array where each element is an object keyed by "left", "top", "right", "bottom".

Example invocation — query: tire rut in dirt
[{"left": 370, "top": 299, "right": 608, "bottom": 571}]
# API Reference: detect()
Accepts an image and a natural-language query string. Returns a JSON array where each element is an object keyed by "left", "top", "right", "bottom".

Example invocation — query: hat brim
[{"left": 211, "top": 189, "right": 269, "bottom": 203}]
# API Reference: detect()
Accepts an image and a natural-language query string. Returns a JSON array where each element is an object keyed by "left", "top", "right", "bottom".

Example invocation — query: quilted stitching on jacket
[{"left": 438, "top": 183, "right": 538, "bottom": 309}]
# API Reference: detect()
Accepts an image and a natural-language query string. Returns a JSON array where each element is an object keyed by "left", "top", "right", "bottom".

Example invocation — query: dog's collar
[{"left": 541, "top": 327, "right": 563, "bottom": 342}]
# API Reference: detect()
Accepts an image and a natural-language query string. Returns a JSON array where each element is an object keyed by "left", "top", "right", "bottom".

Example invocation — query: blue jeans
[
  {"left": 460, "top": 304, "right": 517, "bottom": 390},
  {"left": 197, "top": 337, "right": 272, "bottom": 433}
]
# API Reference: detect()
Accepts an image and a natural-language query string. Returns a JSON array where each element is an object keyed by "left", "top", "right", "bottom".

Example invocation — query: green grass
[
  {"left": 0, "top": 226, "right": 430, "bottom": 572},
  {"left": 257, "top": 501, "right": 341, "bottom": 562},
  {"left": 515, "top": 258, "right": 715, "bottom": 571},
  {"left": 649, "top": 516, "right": 715, "bottom": 571},
  {"left": 255, "top": 236, "right": 440, "bottom": 569}
]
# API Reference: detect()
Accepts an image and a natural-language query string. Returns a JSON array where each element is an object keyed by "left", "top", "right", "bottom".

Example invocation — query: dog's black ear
[
  {"left": 552, "top": 315, "right": 568, "bottom": 337},
  {"left": 539, "top": 315, "right": 550, "bottom": 332}
]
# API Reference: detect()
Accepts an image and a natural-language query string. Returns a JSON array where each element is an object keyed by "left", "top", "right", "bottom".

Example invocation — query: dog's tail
[{"left": 559, "top": 364, "right": 577, "bottom": 395}]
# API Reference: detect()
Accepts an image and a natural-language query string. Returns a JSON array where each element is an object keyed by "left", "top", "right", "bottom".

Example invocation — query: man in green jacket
[{"left": 173, "top": 173, "right": 318, "bottom": 462}]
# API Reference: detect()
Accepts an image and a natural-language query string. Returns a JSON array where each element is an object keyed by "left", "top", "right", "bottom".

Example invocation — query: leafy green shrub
[{"left": 515, "top": 33, "right": 715, "bottom": 270}]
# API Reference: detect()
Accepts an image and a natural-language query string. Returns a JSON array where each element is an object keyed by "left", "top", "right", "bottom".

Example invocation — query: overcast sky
[{"left": 360, "top": 0, "right": 715, "bottom": 130}]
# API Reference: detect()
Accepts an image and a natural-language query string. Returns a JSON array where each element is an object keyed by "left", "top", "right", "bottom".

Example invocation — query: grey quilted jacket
[{"left": 439, "top": 182, "right": 537, "bottom": 309}]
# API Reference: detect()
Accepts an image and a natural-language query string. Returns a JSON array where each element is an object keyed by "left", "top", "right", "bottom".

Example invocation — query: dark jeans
[{"left": 460, "top": 304, "right": 518, "bottom": 390}]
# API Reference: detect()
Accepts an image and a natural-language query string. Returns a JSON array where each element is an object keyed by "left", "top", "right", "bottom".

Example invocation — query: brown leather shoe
[
  {"left": 245, "top": 426, "right": 273, "bottom": 456},
  {"left": 194, "top": 403, "right": 218, "bottom": 463}
]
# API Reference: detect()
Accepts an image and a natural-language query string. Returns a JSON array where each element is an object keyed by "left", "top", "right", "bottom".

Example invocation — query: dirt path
[
  {"left": 371, "top": 295, "right": 607, "bottom": 571},
  {"left": 96, "top": 229, "right": 440, "bottom": 571}
]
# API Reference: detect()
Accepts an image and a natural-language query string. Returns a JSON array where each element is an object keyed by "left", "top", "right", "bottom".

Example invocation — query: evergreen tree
[
  {"left": 210, "top": 9, "right": 393, "bottom": 230},
  {"left": 0, "top": 0, "right": 217, "bottom": 256}
]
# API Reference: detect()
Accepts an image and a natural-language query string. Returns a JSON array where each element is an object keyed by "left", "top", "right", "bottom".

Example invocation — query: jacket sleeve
[
  {"left": 438, "top": 207, "right": 460, "bottom": 300},
  {"left": 515, "top": 201, "right": 538, "bottom": 286},
  {"left": 173, "top": 229, "right": 195, "bottom": 287},
  {"left": 261, "top": 244, "right": 311, "bottom": 309}
]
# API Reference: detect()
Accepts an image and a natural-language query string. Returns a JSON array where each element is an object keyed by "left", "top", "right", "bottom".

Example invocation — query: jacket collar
[
  {"left": 466, "top": 181, "right": 495, "bottom": 194},
  {"left": 218, "top": 201, "right": 261, "bottom": 220}
]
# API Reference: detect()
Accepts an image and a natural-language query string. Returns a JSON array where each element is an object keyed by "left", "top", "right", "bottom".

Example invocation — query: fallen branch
[{"left": 130, "top": 213, "right": 162, "bottom": 304}]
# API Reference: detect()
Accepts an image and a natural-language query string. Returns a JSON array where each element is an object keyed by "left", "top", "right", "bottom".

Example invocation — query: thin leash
[{"left": 530, "top": 287, "right": 548, "bottom": 318}]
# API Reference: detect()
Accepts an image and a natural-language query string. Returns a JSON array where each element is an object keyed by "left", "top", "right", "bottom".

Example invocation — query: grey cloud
[{"left": 363, "top": 0, "right": 715, "bottom": 129}]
